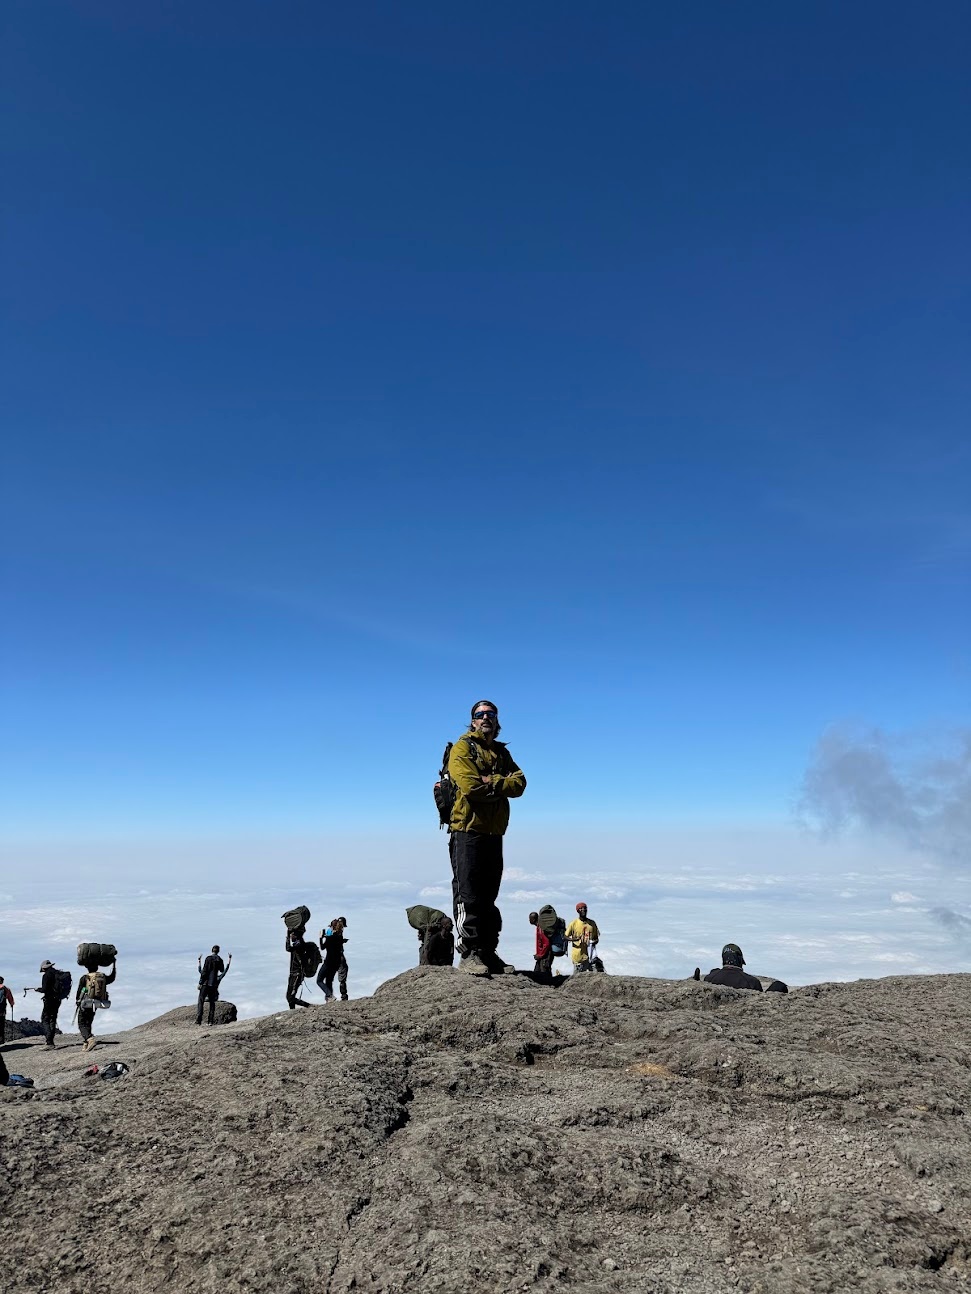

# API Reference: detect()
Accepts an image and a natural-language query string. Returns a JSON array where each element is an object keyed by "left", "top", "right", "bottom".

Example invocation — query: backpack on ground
[
  {"left": 100, "top": 1062, "right": 130, "bottom": 1081},
  {"left": 82, "top": 971, "right": 110, "bottom": 1006},
  {"left": 282, "top": 906, "right": 311, "bottom": 932},
  {"left": 298, "top": 941, "right": 322, "bottom": 978},
  {"left": 7, "top": 1074, "right": 34, "bottom": 1087},
  {"left": 537, "top": 905, "right": 568, "bottom": 957},
  {"left": 54, "top": 970, "right": 72, "bottom": 1001}
]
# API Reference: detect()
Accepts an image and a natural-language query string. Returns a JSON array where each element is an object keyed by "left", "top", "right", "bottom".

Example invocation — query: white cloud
[
  {"left": 1, "top": 821, "right": 967, "bottom": 1030},
  {"left": 891, "top": 891, "right": 921, "bottom": 904}
]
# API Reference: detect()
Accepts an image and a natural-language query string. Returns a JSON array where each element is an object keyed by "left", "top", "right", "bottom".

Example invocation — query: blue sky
[{"left": 2, "top": 4, "right": 969, "bottom": 1011}]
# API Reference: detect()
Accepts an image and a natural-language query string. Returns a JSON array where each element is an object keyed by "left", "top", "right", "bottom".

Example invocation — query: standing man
[
  {"left": 27, "top": 961, "right": 64, "bottom": 1048},
  {"left": 0, "top": 976, "right": 14, "bottom": 1043},
  {"left": 285, "top": 925, "right": 312, "bottom": 1009},
  {"left": 196, "top": 945, "right": 231, "bottom": 1026},
  {"left": 447, "top": 700, "right": 527, "bottom": 977},
  {"left": 76, "top": 957, "right": 116, "bottom": 1052},
  {"left": 528, "top": 913, "right": 554, "bottom": 984},
  {"left": 565, "top": 902, "right": 600, "bottom": 974},
  {"left": 316, "top": 918, "right": 349, "bottom": 1002}
]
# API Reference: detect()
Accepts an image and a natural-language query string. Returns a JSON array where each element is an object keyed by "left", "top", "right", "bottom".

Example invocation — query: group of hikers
[
  {"left": 282, "top": 912, "right": 350, "bottom": 1009},
  {"left": 2, "top": 699, "right": 786, "bottom": 1055},
  {"left": 0, "top": 951, "right": 119, "bottom": 1053}
]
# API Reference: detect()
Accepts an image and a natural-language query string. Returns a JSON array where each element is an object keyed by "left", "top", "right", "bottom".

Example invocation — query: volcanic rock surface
[{"left": 2, "top": 970, "right": 970, "bottom": 1293}]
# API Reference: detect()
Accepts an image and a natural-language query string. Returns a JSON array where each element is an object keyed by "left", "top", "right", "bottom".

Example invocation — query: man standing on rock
[
  {"left": 447, "top": 700, "right": 527, "bottom": 977},
  {"left": 565, "top": 902, "right": 601, "bottom": 974},
  {"left": 316, "top": 917, "right": 349, "bottom": 1002},
  {"left": 29, "top": 960, "right": 63, "bottom": 1048},
  {"left": 286, "top": 925, "right": 312, "bottom": 1009},
  {"left": 76, "top": 957, "right": 117, "bottom": 1052},
  {"left": 196, "top": 945, "right": 231, "bottom": 1025}
]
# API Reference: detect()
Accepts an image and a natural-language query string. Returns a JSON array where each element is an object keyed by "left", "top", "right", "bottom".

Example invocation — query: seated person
[{"left": 702, "top": 943, "right": 763, "bottom": 991}]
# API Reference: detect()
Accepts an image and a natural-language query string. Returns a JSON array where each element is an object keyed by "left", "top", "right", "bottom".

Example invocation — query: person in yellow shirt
[{"left": 565, "top": 902, "right": 600, "bottom": 973}]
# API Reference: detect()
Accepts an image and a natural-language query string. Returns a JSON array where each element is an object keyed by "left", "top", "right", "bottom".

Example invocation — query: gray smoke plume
[{"left": 798, "top": 725, "right": 971, "bottom": 864}]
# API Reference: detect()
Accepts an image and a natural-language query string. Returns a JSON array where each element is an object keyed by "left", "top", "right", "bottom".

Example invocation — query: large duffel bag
[
  {"left": 282, "top": 906, "right": 311, "bottom": 931},
  {"left": 406, "top": 904, "right": 446, "bottom": 932},
  {"left": 76, "top": 942, "right": 117, "bottom": 967}
]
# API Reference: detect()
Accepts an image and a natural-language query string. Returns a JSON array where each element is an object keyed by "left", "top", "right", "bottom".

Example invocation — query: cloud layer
[{"left": 2, "top": 821, "right": 969, "bottom": 1031}]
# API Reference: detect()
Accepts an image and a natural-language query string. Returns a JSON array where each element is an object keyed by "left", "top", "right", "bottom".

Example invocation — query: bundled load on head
[
  {"left": 406, "top": 904, "right": 447, "bottom": 933},
  {"left": 536, "top": 905, "right": 568, "bottom": 957},
  {"left": 282, "top": 906, "right": 311, "bottom": 932},
  {"left": 77, "top": 943, "right": 117, "bottom": 968}
]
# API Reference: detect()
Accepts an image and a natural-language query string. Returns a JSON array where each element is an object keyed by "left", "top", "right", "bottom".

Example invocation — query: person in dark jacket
[
  {"left": 0, "top": 975, "right": 14, "bottom": 1044},
  {"left": 447, "top": 700, "right": 527, "bottom": 978},
  {"left": 316, "top": 918, "right": 349, "bottom": 1002},
  {"left": 703, "top": 944, "right": 763, "bottom": 992},
  {"left": 28, "top": 961, "right": 64, "bottom": 1048},
  {"left": 286, "top": 927, "right": 311, "bottom": 1009},
  {"left": 76, "top": 958, "right": 117, "bottom": 1051},
  {"left": 196, "top": 945, "right": 231, "bottom": 1025},
  {"left": 422, "top": 914, "right": 455, "bottom": 967}
]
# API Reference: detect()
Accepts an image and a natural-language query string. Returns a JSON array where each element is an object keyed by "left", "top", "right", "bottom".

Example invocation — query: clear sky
[{"left": 2, "top": 3, "right": 969, "bottom": 1014}]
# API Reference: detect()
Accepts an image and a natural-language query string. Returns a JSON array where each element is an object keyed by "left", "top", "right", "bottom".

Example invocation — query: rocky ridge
[{"left": 2, "top": 970, "right": 970, "bottom": 1293}]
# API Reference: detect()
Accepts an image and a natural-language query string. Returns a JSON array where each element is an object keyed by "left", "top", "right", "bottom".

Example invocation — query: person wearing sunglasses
[{"left": 446, "top": 700, "right": 527, "bottom": 977}]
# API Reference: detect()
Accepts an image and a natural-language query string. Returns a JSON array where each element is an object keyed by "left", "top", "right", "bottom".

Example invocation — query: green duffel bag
[
  {"left": 282, "top": 906, "right": 311, "bottom": 931},
  {"left": 406, "top": 904, "right": 446, "bottom": 932},
  {"left": 76, "top": 942, "right": 118, "bottom": 967}
]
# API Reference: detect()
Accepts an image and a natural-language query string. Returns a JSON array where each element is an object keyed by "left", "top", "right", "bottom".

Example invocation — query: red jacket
[
  {"left": 534, "top": 926, "right": 551, "bottom": 958},
  {"left": 2, "top": 986, "right": 13, "bottom": 1009}
]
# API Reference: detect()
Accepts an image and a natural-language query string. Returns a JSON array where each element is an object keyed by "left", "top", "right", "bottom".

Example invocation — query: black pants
[
  {"left": 287, "top": 967, "right": 310, "bottom": 1008},
  {"left": 534, "top": 950, "right": 554, "bottom": 983},
  {"left": 317, "top": 958, "right": 348, "bottom": 1001},
  {"left": 0, "top": 1009, "right": 6, "bottom": 1044},
  {"left": 449, "top": 830, "right": 504, "bottom": 955},
  {"left": 197, "top": 985, "right": 218, "bottom": 1025},
  {"left": 42, "top": 999, "right": 60, "bottom": 1045},
  {"left": 77, "top": 1004, "right": 95, "bottom": 1042}
]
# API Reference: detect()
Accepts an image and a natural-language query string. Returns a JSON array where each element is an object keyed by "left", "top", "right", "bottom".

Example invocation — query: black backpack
[
  {"left": 298, "top": 941, "right": 322, "bottom": 978},
  {"left": 433, "top": 738, "right": 490, "bottom": 829},
  {"left": 54, "top": 970, "right": 72, "bottom": 1001}
]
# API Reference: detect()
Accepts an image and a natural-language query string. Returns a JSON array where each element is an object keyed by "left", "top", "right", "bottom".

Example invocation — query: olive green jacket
[{"left": 448, "top": 732, "right": 527, "bottom": 835}]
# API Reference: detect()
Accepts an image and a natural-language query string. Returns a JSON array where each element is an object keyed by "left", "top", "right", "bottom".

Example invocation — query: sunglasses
[{"left": 473, "top": 709, "right": 497, "bottom": 719}]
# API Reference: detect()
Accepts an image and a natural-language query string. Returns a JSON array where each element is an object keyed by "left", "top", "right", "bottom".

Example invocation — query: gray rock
[{"left": 4, "top": 970, "right": 971, "bottom": 1293}]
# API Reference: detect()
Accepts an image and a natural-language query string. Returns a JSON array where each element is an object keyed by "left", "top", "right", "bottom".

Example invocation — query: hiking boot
[
  {"left": 484, "top": 952, "right": 516, "bottom": 975},
  {"left": 458, "top": 952, "right": 491, "bottom": 977}
]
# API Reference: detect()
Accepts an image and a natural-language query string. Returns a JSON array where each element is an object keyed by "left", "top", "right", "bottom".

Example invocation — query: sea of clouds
[{"left": 2, "top": 814, "right": 969, "bottom": 1033}]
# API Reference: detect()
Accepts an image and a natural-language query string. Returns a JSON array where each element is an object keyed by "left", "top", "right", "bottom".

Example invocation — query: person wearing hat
[
  {"left": 565, "top": 902, "right": 601, "bottom": 974},
  {"left": 196, "top": 945, "right": 232, "bottom": 1026},
  {"left": 703, "top": 944, "right": 764, "bottom": 991},
  {"left": 30, "top": 960, "right": 63, "bottom": 1047},
  {"left": 317, "top": 917, "right": 349, "bottom": 1002},
  {"left": 446, "top": 700, "right": 527, "bottom": 977}
]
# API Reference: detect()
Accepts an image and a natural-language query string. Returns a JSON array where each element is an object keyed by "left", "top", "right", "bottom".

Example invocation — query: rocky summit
[{"left": 3, "top": 970, "right": 969, "bottom": 1293}]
